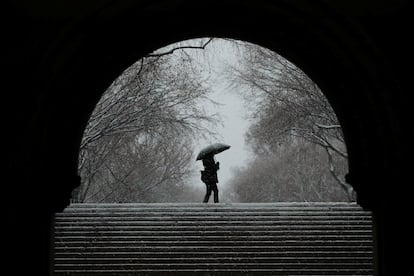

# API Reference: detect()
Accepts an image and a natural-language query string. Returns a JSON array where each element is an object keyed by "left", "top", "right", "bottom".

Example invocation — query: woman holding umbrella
[
  {"left": 201, "top": 154, "right": 220, "bottom": 203},
  {"left": 197, "top": 143, "right": 230, "bottom": 203}
]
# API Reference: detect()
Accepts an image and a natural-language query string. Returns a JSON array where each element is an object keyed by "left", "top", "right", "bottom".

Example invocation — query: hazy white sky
[
  {"left": 187, "top": 39, "right": 253, "bottom": 188},
  {"left": 194, "top": 81, "right": 251, "bottom": 186}
]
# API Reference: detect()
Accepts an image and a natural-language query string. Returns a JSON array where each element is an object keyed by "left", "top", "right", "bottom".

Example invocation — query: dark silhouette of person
[{"left": 201, "top": 154, "right": 220, "bottom": 203}]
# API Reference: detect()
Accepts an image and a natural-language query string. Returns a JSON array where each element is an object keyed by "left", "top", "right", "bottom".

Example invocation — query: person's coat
[{"left": 201, "top": 158, "right": 219, "bottom": 183}]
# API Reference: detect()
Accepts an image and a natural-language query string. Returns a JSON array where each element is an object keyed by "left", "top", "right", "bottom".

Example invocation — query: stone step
[
  {"left": 54, "top": 269, "right": 374, "bottom": 276},
  {"left": 54, "top": 245, "right": 373, "bottom": 253},
  {"left": 61, "top": 205, "right": 366, "bottom": 210},
  {"left": 55, "top": 262, "right": 373, "bottom": 269},
  {"left": 54, "top": 256, "right": 373, "bottom": 264},
  {"left": 55, "top": 221, "right": 372, "bottom": 228},
  {"left": 55, "top": 241, "right": 372, "bottom": 250},
  {"left": 54, "top": 225, "right": 372, "bottom": 232},
  {"left": 55, "top": 229, "right": 372, "bottom": 236},
  {"left": 66, "top": 202, "right": 363, "bottom": 207},
  {"left": 62, "top": 203, "right": 366, "bottom": 212},
  {"left": 55, "top": 251, "right": 373, "bottom": 258},
  {"left": 55, "top": 216, "right": 371, "bottom": 223},
  {"left": 55, "top": 234, "right": 372, "bottom": 242}
]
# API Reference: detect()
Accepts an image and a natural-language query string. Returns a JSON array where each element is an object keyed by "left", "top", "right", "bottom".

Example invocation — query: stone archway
[
  {"left": 65, "top": 3, "right": 395, "bottom": 209},
  {"left": 4, "top": 1, "right": 412, "bottom": 275}
]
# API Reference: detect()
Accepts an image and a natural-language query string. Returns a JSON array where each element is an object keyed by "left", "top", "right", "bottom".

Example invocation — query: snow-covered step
[
  {"left": 53, "top": 202, "right": 374, "bottom": 275},
  {"left": 62, "top": 203, "right": 366, "bottom": 212}
]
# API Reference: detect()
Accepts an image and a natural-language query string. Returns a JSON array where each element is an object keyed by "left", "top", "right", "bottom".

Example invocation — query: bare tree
[
  {"left": 73, "top": 38, "right": 219, "bottom": 203},
  {"left": 228, "top": 141, "right": 350, "bottom": 202},
  {"left": 228, "top": 42, "right": 355, "bottom": 201}
]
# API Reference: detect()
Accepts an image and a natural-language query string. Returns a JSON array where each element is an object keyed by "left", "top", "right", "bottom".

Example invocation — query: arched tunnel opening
[
  {"left": 4, "top": 1, "right": 413, "bottom": 275},
  {"left": 73, "top": 37, "right": 354, "bottom": 204},
  {"left": 50, "top": 38, "right": 375, "bottom": 275}
]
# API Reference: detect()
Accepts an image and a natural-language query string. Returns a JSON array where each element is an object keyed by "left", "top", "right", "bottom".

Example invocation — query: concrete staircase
[{"left": 53, "top": 203, "right": 374, "bottom": 275}]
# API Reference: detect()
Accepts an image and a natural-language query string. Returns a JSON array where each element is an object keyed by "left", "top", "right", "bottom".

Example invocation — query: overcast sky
[
  {"left": 185, "top": 38, "right": 254, "bottom": 188},
  {"left": 193, "top": 80, "right": 252, "bottom": 186}
]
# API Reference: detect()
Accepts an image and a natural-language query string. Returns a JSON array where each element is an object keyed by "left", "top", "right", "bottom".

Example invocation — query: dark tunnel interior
[{"left": 3, "top": 1, "right": 413, "bottom": 275}]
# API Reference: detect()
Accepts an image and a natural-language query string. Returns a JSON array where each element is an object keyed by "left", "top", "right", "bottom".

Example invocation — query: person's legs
[
  {"left": 212, "top": 183, "right": 219, "bottom": 203},
  {"left": 203, "top": 184, "right": 212, "bottom": 203}
]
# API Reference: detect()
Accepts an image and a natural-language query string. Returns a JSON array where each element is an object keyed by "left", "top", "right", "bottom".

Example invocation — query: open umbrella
[{"left": 196, "top": 143, "right": 231, "bottom": 160}]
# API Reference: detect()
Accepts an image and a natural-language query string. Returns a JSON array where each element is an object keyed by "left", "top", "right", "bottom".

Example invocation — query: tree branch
[{"left": 146, "top": 38, "right": 214, "bottom": 58}]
